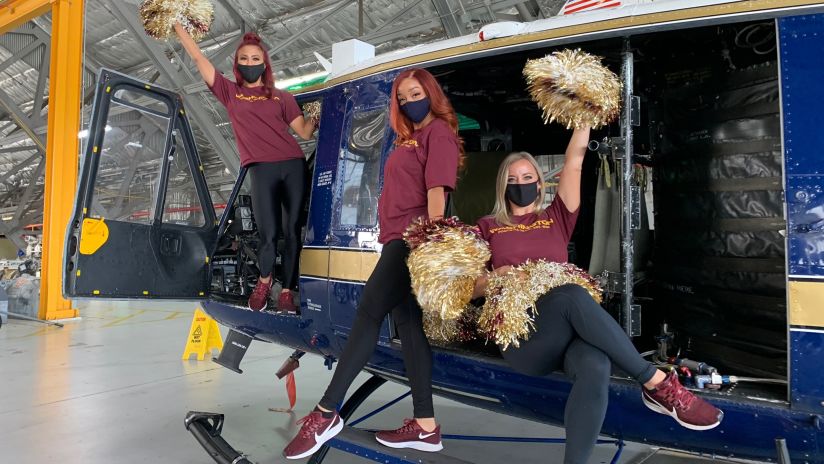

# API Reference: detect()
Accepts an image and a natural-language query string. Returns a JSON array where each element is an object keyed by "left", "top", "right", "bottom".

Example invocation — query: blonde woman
[{"left": 473, "top": 127, "right": 723, "bottom": 464}]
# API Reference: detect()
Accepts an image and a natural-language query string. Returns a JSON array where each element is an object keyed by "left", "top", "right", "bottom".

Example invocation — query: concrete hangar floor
[{"left": 1, "top": 301, "right": 747, "bottom": 463}]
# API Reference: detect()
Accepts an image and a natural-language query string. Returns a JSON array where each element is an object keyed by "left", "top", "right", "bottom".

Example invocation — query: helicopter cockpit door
[
  {"left": 63, "top": 69, "right": 217, "bottom": 299},
  {"left": 328, "top": 78, "right": 393, "bottom": 334}
]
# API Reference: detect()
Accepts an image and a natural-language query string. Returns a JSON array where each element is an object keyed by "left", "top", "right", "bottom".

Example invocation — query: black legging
[
  {"left": 248, "top": 159, "right": 306, "bottom": 290},
  {"left": 320, "top": 239, "right": 435, "bottom": 418},
  {"left": 501, "top": 284, "right": 658, "bottom": 464}
]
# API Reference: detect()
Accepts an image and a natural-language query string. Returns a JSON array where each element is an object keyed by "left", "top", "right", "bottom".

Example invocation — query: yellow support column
[
  {"left": 0, "top": 0, "right": 52, "bottom": 34},
  {"left": 38, "top": 0, "right": 84, "bottom": 320}
]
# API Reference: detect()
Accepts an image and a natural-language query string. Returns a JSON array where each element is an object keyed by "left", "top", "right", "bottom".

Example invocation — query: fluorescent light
[
  {"left": 1, "top": 216, "right": 12, "bottom": 221},
  {"left": 275, "top": 71, "right": 328, "bottom": 89},
  {"left": 78, "top": 129, "right": 89, "bottom": 138}
]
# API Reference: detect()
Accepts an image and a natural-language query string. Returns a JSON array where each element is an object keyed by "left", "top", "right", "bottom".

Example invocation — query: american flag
[{"left": 560, "top": 0, "right": 623, "bottom": 15}]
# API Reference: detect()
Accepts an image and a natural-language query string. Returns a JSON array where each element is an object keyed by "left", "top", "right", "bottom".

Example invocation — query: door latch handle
[{"left": 160, "top": 233, "right": 181, "bottom": 256}]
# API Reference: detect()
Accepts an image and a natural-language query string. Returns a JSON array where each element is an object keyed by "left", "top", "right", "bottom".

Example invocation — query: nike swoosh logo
[
  {"left": 315, "top": 418, "right": 337, "bottom": 441},
  {"left": 419, "top": 432, "right": 436, "bottom": 439}
]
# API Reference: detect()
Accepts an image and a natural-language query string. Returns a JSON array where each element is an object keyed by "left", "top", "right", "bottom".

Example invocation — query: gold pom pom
[
  {"left": 140, "top": 0, "right": 215, "bottom": 41},
  {"left": 423, "top": 305, "right": 481, "bottom": 347},
  {"left": 404, "top": 217, "right": 490, "bottom": 343},
  {"left": 479, "top": 260, "right": 602, "bottom": 350},
  {"left": 523, "top": 49, "right": 621, "bottom": 129},
  {"left": 302, "top": 101, "right": 322, "bottom": 121}
]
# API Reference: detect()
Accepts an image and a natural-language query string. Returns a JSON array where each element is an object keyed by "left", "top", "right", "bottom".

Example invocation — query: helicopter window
[
  {"left": 160, "top": 121, "right": 207, "bottom": 227},
  {"left": 87, "top": 95, "right": 171, "bottom": 224},
  {"left": 337, "top": 107, "right": 387, "bottom": 227},
  {"left": 112, "top": 87, "right": 172, "bottom": 118}
]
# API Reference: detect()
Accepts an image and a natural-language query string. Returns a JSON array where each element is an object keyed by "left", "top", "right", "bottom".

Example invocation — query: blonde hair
[{"left": 491, "top": 152, "right": 546, "bottom": 226}]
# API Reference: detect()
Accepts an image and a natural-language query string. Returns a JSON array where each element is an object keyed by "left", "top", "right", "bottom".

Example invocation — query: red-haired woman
[
  {"left": 283, "top": 68, "right": 463, "bottom": 459},
  {"left": 173, "top": 25, "right": 316, "bottom": 312}
]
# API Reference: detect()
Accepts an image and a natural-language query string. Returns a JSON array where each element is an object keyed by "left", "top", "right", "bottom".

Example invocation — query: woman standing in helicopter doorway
[
  {"left": 173, "top": 25, "right": 316, "bottom": 312},
  {"left": 283, "top": 68, "right": 463, "bottom": 459}
]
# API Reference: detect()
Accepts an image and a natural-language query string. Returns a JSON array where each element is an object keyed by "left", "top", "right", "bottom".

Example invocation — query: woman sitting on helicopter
[
  {"left": 472, "top": 128, "right": 724, "bottom": 464},
  {"left": 283, "top": 68, "right": 463, "bottom": 459},
  {"left": 173, "top": 25, "right": 316, "bottom": 313}
]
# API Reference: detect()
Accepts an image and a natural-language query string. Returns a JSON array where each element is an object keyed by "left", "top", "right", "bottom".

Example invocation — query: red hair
[
  {"left": 233, "top": 32, "right": 276, "bottom": 99},
  {"left": 390, "top": 68, "right": 465, "bottom": 170}
]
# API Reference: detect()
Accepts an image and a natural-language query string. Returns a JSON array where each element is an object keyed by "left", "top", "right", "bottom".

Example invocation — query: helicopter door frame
[
  {"left": 618, "top": 39, "right": 642, "bottom": 337},
  {"left": 63, "top": 69, "right": 217, "bottom": 299}
]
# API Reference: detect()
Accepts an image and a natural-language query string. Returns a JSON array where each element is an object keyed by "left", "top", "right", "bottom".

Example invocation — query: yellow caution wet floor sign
[{"left": 182, "top": 308, "right": 224, "bottom": 361}]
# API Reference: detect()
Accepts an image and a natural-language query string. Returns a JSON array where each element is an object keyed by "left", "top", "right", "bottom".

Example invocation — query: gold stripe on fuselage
[
  {"left": 789, "top": 280, "right": 824, "bottom": 328},
  {"left": 300, "top": 248, "right": 379, "bottom": 282}
]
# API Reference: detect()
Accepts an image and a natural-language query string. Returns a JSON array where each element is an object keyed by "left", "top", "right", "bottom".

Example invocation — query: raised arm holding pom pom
[{"left": 173, "top": 23, "right": 215, "bottom": 86}]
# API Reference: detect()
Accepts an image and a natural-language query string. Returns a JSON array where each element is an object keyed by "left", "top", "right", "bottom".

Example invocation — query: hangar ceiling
[{"left": 0, "top": 0, "right": 566, "bottom": 247}]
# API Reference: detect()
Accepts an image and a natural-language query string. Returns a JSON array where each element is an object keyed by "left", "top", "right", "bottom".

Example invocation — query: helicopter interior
[{"left": 211, "top": 19, "right": 787, "bottom": 402}]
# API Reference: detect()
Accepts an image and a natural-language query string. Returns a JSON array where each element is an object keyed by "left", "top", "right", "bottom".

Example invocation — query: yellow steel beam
[
  {"left": 0, "top": 0, "right": 52, "bottom": 35},
  {"left": 38, "top": 0, "right": 83, "bottom": 320}
]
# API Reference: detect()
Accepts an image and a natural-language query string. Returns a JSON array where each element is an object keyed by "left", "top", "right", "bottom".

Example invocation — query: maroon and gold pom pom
[
  {"left": 302, "top": 101, "right": 322, "bottom": 122},
  {"left": 478, "top": 261, "right": 602, "bottom": 350},
  {"left": 523, "top": 49, "right": 621, "bottom": 129},
  {"left": 139, "top": 0, "right": 215, "bottom": 41},
  {"left": 404, "top": 217, "right": 490, "bottom": 343}
]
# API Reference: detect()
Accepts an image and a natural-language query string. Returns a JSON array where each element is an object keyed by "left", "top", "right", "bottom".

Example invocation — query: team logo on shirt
[
  {"left": 488, "top": 219, "right": 554, "bottom": 235},
  {"left": 397, "top": 139, "right": 419, "bottom": 148},
  {"left": 234, "top": 94, "right": 281, "bottom": 102}
]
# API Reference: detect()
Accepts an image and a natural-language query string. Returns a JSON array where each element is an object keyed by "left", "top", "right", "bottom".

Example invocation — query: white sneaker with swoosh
[{"left": 375, "top": 419, "right": 443, "bottom": 452}]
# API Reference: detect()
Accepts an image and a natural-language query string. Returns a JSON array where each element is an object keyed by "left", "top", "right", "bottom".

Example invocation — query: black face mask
[
  {"left": 401, "top": 97, "right": 431, "bottom": 123},
  {"left": 505, "top": 181, "right": 540, "bottom": 207},
  {"left": 238, "top": 64, "right": 266, "bottom": 83}
]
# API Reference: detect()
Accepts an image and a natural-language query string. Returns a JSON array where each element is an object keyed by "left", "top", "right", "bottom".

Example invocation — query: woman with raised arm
[
  {"left": 472, "top": 127, "right": 723, "bottom": 464},
  {"left": 283, "top": 68, "right": 463, "bottom": 459},
  {"left": 173, "top": 24, "right": 316, "bottom": 312}
]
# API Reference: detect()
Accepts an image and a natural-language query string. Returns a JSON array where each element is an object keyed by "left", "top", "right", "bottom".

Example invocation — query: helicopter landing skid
[
  {"left": 185, "top": 375, "right": 626, "bottom": 464},
  {"left": 308, "top": 374, "right": 625, "bottom": 464},
  {"left": 184, "top": 411, "right": 252, "bottom": 464}
]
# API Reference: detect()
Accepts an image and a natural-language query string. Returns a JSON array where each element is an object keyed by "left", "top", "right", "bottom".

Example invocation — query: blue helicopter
[{"left": 63, "top": 1, "right": 824, "bottom": 462}]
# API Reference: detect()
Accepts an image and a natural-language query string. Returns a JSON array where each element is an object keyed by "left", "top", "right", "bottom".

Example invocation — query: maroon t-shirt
[
  {"left": 208, "top": 73, "right": 304, "bottom": 166},
  {"left": 477, "top": 195, "right": 579, "bottom": 269},
  {"left": 378, "top": 118, "right": 460, "bottom": 244}
]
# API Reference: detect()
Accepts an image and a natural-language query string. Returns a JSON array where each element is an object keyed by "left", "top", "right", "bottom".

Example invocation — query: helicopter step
[
  {"left": 211, "top": 329, "right": 253, "bottom": 374},
  {"left": 325, "top": 426, "right": 474, "bottom": 464}
]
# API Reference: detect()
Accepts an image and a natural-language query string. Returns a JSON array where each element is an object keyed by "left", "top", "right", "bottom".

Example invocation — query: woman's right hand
[
  {"left": 472, "top": 265, "right": 521, "bottom": 298},
  {"left": 472, "top": 273, "right": 489, "bottom": 299}
]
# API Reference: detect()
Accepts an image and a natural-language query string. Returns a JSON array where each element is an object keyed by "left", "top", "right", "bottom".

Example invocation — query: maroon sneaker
[
  {"left": 283, "top": 410, "right": 343, "bottom": 460},
  {"left": 247, "top": 279, "right": 271, "bottom": 311},
  {"left": 642, "top": 370, "right": 724, "bottom": 431},
  {"left": 375, "top": 419, "right": 443, "bottom": 452},
  {"left": 277, "top": 290, "right": 298, "bottom": 313}
]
